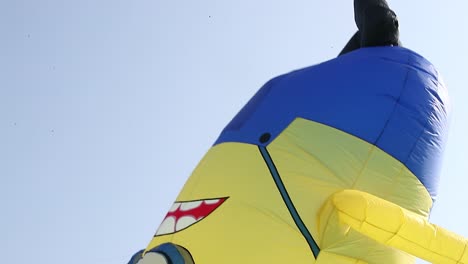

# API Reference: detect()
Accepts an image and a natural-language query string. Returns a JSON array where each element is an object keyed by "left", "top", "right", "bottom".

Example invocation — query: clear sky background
[{"left": 1, "top": 1, "right": 467, "bottom": 263}]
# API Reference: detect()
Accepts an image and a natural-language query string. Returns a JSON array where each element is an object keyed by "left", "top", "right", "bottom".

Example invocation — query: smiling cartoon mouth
[{"left": 154, "top": 197, "right": 228, "bottom": 236}]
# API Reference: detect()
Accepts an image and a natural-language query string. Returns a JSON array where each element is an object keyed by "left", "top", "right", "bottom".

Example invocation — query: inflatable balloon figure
[{"left": 130, "top": 1, "right": 466, "bottom": 263}]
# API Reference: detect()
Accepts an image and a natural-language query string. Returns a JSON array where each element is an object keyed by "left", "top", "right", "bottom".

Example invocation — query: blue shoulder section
[{"left": 214, "top": 47, "right": 450, "bottom": 200}]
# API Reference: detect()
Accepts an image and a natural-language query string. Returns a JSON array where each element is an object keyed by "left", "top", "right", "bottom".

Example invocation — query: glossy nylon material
[
  {"left": 142, "top": 119, "right": 434, "bottom": 264},
  {"left": 215, "top": 47, "right": 450, "bottom": 200},
  {"left": 146, "top": 143, "right": 316, "bottom": 264},
  {"left": 258, "top": 146, "right": 320, "bottom": 257},
  {"left": 325, "top": 190, "right": 468, "bottom": 264},
  {"left": 131, "top": 47, "right": 453, "bottom": 264}
]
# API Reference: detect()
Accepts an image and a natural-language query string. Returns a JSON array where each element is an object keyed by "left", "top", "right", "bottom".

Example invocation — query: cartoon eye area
[
  {"left": 136, "top": 252, "right": 169, "bottom": 264},
  {"left": 133, "top": 243, "right": 195, "bottom": 264}
]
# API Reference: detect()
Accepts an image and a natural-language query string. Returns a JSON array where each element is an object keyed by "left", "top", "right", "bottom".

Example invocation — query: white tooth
[
  {"left": 180, "top": 200, "right": 202, "bottom": 211},
  {"left": 204, "top": 199, "right": 220, "bottom": 205},
  {"left": 155, "top": 216, "right": 176, "bottom": 235},
  {"left": 137, "top": 252, "right": 169, "bottom": 264},
  {"left": 169, "top": 202, "right": 180, "bottom": 212},
  {"left": 176, "top": 216, "right": 197, "bottom": 231}
]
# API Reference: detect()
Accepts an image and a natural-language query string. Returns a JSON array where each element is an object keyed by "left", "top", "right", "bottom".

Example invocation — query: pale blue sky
[{"left": 1, "top": 1, "right": 467, "bottom": 263}]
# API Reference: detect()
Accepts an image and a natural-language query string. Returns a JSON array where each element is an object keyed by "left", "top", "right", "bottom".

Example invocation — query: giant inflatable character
[{"left": 129, "top": 1, "right": 467, "bottom": 263}]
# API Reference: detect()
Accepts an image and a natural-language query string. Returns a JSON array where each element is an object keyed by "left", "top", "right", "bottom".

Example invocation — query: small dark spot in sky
[
  {"left": 27, "top": 34, "right": 30, "bottom": 38},
  {"left": 50, "top": 129, "right": 55, "bottom": 133},
  {"left": 209, "top": 15, "right": 211, "bottom": 18},
  {"left": 14, "top": 122, "right": 17, "bottom": 126}
]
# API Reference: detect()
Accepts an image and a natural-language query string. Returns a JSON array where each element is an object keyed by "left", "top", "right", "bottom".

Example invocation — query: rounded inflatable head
[{"left": 135, "top": 46, "right": 450, "bottom": 264}]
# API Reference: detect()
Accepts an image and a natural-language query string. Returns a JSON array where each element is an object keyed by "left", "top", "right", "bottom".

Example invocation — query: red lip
[{"left": 155, "top": 197, "right": 228, "bottom": 236}]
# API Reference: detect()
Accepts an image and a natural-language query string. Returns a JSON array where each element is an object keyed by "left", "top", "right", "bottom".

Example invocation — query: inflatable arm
[{"left": 321, "top": 190, "right": 468, "bottom": 264}]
